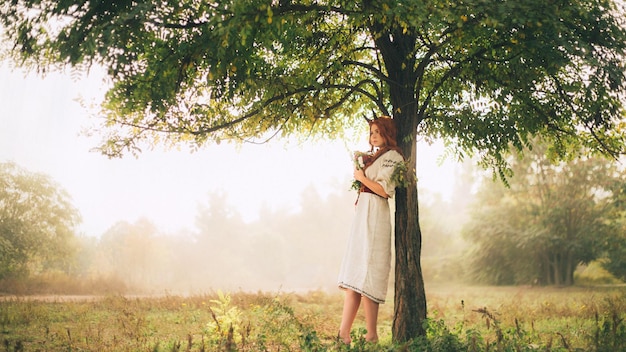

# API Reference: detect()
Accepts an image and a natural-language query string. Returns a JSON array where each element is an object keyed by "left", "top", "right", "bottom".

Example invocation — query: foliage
[
  {"left": 591, "top": 297, "right": 626, "bottom": 352},
  {"left": 602, "top": 230, "right": 626, "bottom": 281},
  {"left": 462, "top": 140, "right": 625, "bottom": 286},
  {"left": 1, "top": 0, "right": 625, "bottom": 164},
  {"left": 204, "top": 291, "right": 243, "bottom": 350},
  {"left": 389, "top": 159, "right": 415, "bottom": 190},
  {"left": 0, "top": 287, "right": 624, "bottom": 351},
  {"left": 201, "top": 290, "right": 313, "bottom": 350},
  {"left": 602, "top": 182, "right": 626, "bottom": 281},
  {"left": 0, "top": 162, "right": 80, "bottom": 279},
  {"left": 408, "top": 318, "right": 466, "bottom": 351}
]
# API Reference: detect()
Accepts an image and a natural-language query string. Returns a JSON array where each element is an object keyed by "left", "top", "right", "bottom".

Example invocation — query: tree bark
[
  {"left": 393, "top": 182, "right": 427, "bottom": 341},
  {"left": 371, "top": 18, "right": 426, "bottom": 341},
  {"left": 392, "top": 105, "right": 427, "bottom": 342}
]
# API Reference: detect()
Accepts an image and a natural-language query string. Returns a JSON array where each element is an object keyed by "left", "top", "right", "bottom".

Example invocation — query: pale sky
[{"left": 0, "top": 64, "right": 457, "bottom": 236}]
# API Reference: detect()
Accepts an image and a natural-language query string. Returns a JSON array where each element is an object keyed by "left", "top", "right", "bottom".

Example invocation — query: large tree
[
  {"left": 2, "top": 0, "right": 626, "bottom": 341},
  {"left": 0, "top": 162, "right": 80, "bottom": 279}
]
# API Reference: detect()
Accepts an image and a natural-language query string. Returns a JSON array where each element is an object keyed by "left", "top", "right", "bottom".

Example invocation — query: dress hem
[{"left": 338, "top": 282, "right": 386, "bottom": 304}]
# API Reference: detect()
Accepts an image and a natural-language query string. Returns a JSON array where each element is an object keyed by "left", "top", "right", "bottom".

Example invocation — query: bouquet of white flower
[{"left": 351, "top": 151, "right": 370, "bottom": 191}]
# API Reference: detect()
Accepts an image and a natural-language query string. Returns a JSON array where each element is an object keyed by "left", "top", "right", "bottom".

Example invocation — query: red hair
[
  {"left": 369, "top": 116, "right": 401, "bottom": 153},
  {"left": 363, "top": 116, "right": 403, "bottom": 170}
]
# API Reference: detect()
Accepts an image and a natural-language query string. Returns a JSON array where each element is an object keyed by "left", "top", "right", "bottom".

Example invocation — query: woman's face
[{"left": 369, "top": 124, "right": 386, "bottom": 148}]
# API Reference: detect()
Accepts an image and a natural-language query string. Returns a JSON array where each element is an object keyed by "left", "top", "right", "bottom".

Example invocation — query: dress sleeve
[{"left": 375, "top": 150, "right": 404, "bottom": 198}]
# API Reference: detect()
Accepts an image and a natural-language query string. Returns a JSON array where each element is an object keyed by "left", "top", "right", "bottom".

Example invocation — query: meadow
[{"left": 1, "top": 285, "right": 624, "bottom": 351}]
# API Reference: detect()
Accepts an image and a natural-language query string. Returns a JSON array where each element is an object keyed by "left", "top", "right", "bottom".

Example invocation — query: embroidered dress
[{"left": 338, "top": 149, "right": 404, "bottom": 304}]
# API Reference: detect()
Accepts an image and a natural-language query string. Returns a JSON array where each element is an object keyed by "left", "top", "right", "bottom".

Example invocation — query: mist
[{"left": 70, "top": 180, "right": 471, "bottom": 296}]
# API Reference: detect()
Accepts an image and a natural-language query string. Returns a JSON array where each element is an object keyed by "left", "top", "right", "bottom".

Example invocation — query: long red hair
[{"left": 364, "top": 116, "right": 403, "bottom": 169}]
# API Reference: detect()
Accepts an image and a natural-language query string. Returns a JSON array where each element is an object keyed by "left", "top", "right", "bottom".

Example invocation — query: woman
[{"left": 337, "top": 116, "right": 404, "bottom": 344}]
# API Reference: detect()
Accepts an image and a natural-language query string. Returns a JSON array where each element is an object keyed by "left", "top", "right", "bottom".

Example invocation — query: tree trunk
[
  {"left": 553, "top": 253, "right": 561, "bottom": 286},
  {"left": 371, "top": 19, "right": 426, "bottom": 341},
  {"left": 546, "top": 253, "right": 556, "bottom": 285},
  {"left": 540, "top": 253, "right": 551, "bottom": 285},
  {"left": 565, "top": 251, "right": 574, "bottom": 285},
  {"left": 392, "top": 106, "right": 427, "bottom": 342},
  {"left": 393, "top": 182, "right": 427, "bottom": 341}
]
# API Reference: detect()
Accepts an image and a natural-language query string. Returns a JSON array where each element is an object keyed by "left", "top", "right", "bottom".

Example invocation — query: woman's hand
[
  {"left": 354, "top": 168, "right": 366, "bottom": 182},
  {"left": 354, "top": 168, "right": 389, "bottom": 198}
]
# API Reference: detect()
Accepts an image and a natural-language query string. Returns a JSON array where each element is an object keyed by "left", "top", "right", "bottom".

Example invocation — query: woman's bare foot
[
  {"left": 338, "top": 330, "right": 351, "bottom": 345},
  {"left": 365, "top": 333, "right": 378, "bottom": 344}
]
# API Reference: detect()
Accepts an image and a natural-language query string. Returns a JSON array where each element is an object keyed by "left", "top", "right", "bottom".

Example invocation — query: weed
[
  {"left": 591, "top": 295, "right": 626, "bottom": 352},
  {"left": 0, "top": 286, "right": 623, "bottom": 351}
]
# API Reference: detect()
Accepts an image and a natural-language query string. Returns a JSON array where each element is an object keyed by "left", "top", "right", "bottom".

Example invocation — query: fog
[{"left": 69, "top": 180, "right": 472, "bottom": 295}]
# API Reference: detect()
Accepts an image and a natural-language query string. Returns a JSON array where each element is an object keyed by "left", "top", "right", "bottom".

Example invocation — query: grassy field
[{"left": 1, "top": 285, "right": 624, "bottom": 351}]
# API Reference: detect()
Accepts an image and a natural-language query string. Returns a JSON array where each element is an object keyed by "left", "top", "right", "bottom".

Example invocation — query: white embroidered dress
[{"left": 338, "top": 149, "right": 403, "bottom": 304}]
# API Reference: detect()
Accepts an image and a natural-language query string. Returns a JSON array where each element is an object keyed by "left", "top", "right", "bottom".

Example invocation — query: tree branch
[{"left": 551, "top": 75, "right": 623, "bottom": 158}]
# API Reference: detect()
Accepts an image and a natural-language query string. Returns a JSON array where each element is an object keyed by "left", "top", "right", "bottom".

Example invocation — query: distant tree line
[
  {"left": 82, "top": 187, "right": 354, "bottom": 293},
  {"left": 0, "top": 160, "right": 357, "bottom": 293},
  {"left": 1, "top": 152, "right": 624, "bottom": 294},
  {"left": 462, "top": 140, "right": 626, "bottom": 285}
]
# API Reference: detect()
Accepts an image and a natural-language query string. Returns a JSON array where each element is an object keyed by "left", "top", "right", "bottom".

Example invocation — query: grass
[{"left": 1, "top": 285, "right": 624, "bottom": 351}]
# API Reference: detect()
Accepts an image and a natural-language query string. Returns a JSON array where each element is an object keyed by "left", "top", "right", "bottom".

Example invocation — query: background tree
[
  {"left": 419, "top": 158, "right": 477, "bottom": 283},
  {"left": 0, "top": 162, "right": 80, "bottom": 279},
  {"left": 97, "top": 218, "right": 171, "bottom": 290},
  {"left": 463, "top": 141, "right": 623, "bottom": 285},
  {"left": 602, "top": 180, "right": 626, "bottom": 281},
  {"left": 2, "top": 0, "right": 626, "bottom": 340},
  {"left": 189, "top": 186, "right": 353, "bottom": 291},
  {"left": 192, "top": 192, "right": 252, "bottom": 289}
]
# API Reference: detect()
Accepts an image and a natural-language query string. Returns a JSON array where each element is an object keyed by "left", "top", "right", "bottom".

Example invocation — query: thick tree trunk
[
  {"left": 370, "top": 18, "right": 426, "bottom": 341},
  {"left": 392, "top": 110, "right": 427, "bottom": 342},
  {"left": 393, "top": 183, "right": 427, "bottom": 341}
]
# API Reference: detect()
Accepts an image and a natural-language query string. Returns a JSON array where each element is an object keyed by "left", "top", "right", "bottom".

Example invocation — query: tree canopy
[
  {"left": 2, "top": 0, "right": 625, "bottom": 161},
  {"left": 2, "top": 0, "right": 626, "bottom": 341}
]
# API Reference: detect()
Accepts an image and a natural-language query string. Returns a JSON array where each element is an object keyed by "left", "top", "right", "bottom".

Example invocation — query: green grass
[{"left": 1, "top": 285, "right": 624, "bottom": 351}]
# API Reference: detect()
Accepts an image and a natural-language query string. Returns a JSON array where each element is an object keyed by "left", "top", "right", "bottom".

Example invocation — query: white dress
[{"left": 338, "top": 149, "right": 404, "bottom": 304}]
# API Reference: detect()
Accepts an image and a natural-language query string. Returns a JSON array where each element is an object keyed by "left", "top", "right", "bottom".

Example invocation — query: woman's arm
[{"left": 354, "top": 169, "right": 389, "bottom": 198}]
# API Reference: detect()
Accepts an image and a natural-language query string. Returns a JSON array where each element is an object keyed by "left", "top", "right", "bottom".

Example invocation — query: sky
[{"left": 0, "top": 63, "right": 458, "bottom": 236}]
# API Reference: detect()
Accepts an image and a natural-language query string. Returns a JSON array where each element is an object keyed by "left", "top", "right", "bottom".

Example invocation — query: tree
[
  {"left": 418, "top": 160, "right": 476, "bottom": 283},
  {"left": 192, "top": 192, "right": 252, "bottom": 289},
  {"left": 0, "top": 162, "right": 80, "bottom": 279},
  {"left": 463, "top": 141, "right": 622, "bottom": 286},
  {"left": 97, "top": 218, "right": 171, "bottom": 289},
  {"left": 602, "top": 179, "right": 626, "bottom": 281},
  {"left": 3, "top": 0, "right": 626, "bottom": 341}
]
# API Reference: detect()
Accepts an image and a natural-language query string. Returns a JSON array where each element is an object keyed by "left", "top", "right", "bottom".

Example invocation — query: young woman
[{"left": 337, "top": 116, "right": 404, "bottom": 344}]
